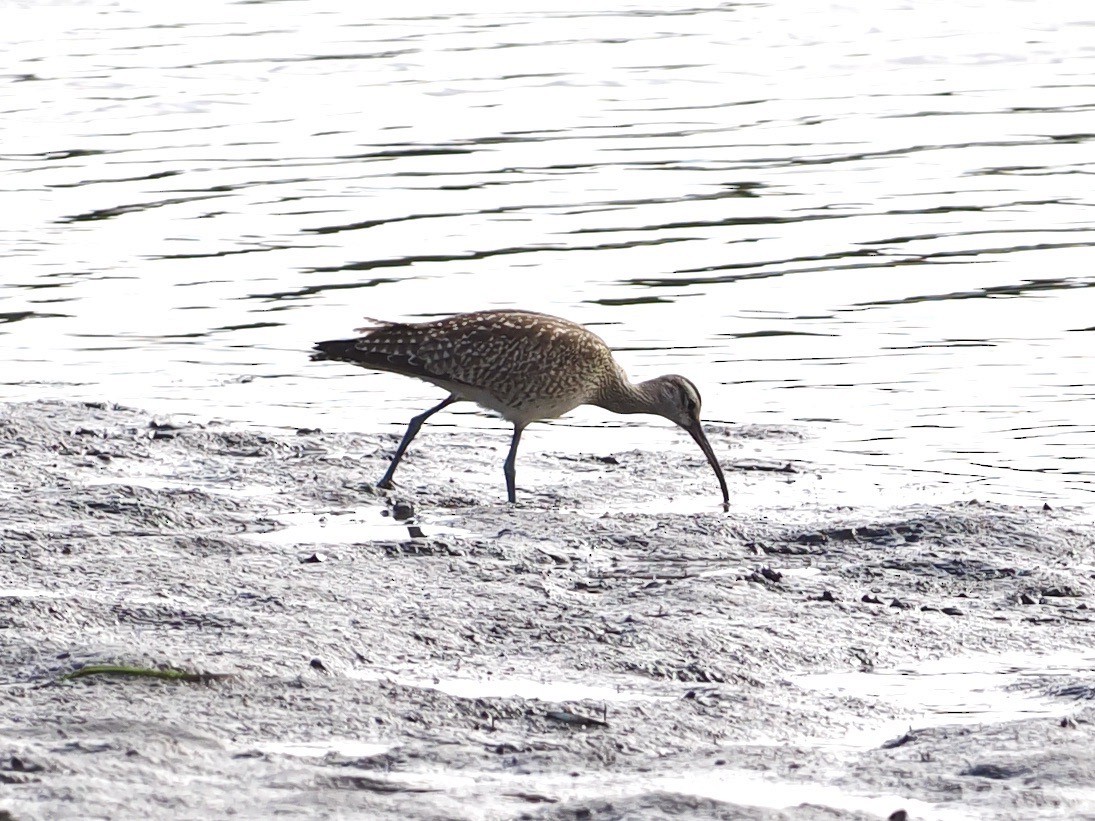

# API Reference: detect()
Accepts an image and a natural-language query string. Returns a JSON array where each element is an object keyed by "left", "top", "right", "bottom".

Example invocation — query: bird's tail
[
  {"left": 312, "top": 317, "right": 400, "bottom": 362},
  {"left": 310, "top": 338, "right": 364, "bottom": 363},
  {"left": 311, "top": 318, "right": 424, "bottom": 371}
]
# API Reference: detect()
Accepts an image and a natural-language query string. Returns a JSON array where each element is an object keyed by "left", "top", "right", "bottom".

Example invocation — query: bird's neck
[{"left": 594, "top": 375, "right": 657, "bottom": 416}]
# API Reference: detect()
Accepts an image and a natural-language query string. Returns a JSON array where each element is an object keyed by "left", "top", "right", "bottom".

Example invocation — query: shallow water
[
  {"left": 314, "top": 764, "right": 978, "bottom": 820},
  {"left": 349, "top": 666, "right": 678, "bottom": 703},
  {"left": 256, "top": 739, "right": 393, "bottom": 759},
  {"left": 797, "top": 650, "right": 1095, "bottom": 747},
  {"left": 247, "top": 506, "right": 473, "bottom": 545},
  {"left": 3, "top": 0, "right": 1093, "bottom": 505}
]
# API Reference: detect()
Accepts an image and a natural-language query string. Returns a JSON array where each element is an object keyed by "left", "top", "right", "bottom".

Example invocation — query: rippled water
[{"left": 3, "top": 0, "right": 1093, "bottom": 504}]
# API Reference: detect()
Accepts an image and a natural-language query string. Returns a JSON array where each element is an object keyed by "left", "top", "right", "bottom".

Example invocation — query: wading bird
[{"left": 312, "top": 310, "right": 729, "bottom": 505}]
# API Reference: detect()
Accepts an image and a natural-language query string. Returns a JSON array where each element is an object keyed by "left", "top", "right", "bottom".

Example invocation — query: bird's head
[
  {"left": 642, "top": 375, "right": 729, "bottom": 505},
  {"left": 644, "top": 374, "right": 705, "bottom": 430}
]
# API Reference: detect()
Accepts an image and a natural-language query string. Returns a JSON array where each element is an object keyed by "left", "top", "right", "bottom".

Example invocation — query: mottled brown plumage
[{"left": 313, "top": 310, "right": 728, "bottom": 504}]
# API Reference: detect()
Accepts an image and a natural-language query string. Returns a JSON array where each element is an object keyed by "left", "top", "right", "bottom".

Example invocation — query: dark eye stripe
[{"left": 675, "top": 384, "right": 697, "bottom": 416}]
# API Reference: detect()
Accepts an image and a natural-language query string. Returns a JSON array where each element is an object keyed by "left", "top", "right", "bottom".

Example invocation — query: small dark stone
[
  {"left": 8, "top": 756, "right": 43, "bottom": 773},
  {"left": 1043, "top": 502, "right": 1052, "bottom": 511},
  {"left": 815, "top": 590, "right": 838, "bottom": 603},
  {"left": 861, "top": 594, "right": 883, "bottom": 605},
  {"left": 760, "top": 566, "right": 783, "bottom": 583},
  {"left": 963, "top": 762, "right": 1030, "bottom": 780},
  {"left": 1041, "top": 586, "right": 1077, "bottom": 598},
  {"left": 1020, "top": 593, "right": 1037, "bottom": 605},
  {"left": 310, "top": 658, "right": 328, "bottom": 673},
  {"left": 149, "top": 420, "right": 184, "bottom": 431},
  {"left": 392, "top": 501, "right": 415, "bottom": 521},
  {"left": 888, "top": 811, "right": 909, "bottom": 821},
  {"left": 296, "top": 427, "right": 321, "bottom": 435},
  {"left": 889, "top": 599, "right": 911, "bottom": 609},
  {"left": 941, "top": 606, "right": 964, "bottom": 616},
  {"left": 882, "top": 732, "right": 915, "bottom": 749},
  {"left": 301, "top": 552, "right": 327, "bottom": 564}
]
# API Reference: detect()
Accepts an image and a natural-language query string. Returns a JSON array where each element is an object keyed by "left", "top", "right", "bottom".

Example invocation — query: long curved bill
[{"left": 686, "top": 420, "right": 729, "bottom": 506}]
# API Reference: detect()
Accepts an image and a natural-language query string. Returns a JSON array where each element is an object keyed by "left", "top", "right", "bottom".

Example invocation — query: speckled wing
[{"left": 313, "top": 310, "right": 620, "bottom": 420}]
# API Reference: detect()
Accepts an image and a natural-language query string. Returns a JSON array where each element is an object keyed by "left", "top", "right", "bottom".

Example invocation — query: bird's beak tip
[{"left": 685, "top": 420, "right": 729, "bottom": 508}]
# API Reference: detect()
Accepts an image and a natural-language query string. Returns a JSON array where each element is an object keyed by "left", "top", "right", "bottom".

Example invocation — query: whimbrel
[{"left": 312, "top": 310, "right": 729, "bottom": 504}]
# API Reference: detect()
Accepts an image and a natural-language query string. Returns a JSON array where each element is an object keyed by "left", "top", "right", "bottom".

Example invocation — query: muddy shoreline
[{"left": 2, "top": 400, "right": 1093, "bottom": 819}]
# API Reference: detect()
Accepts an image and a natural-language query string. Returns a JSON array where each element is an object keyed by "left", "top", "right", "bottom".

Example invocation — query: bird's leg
[
  {"left": 503, "top": 424, "right": 526, "bottom": 503},
  {"left": 378, "top": 394, "right": 458, "bottom": 489}
]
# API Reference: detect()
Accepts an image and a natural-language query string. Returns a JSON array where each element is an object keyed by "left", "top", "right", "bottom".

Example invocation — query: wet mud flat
[{"left": 2, "top": 400, "right": 1094, "bottom": 820}]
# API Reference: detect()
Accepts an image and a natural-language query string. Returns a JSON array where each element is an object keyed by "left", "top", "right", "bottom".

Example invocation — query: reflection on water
[{"left": 2, "top": 1, "right": 1093, "bottom": 504}]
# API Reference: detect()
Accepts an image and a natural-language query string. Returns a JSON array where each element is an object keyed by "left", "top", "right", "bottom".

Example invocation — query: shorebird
[{"left": 312, "top": 310, "right": 729, "bottom": 505}]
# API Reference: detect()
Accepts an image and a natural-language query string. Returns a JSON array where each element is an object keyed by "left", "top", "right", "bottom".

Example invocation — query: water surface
[{"left": 3, "top": 0, "right": 1093, "bottom": 504}]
